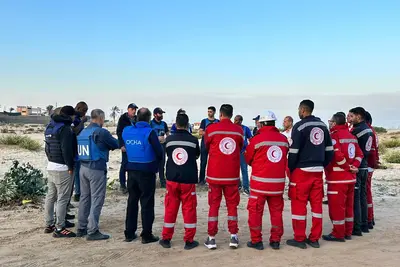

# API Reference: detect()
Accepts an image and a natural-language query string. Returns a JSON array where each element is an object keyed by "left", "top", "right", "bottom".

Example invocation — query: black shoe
[
  {"left": 204, "top": 237, "right": 217, "bottom": 250},
  {"left": 368, "top": 222, "right": 374, "bottom": 230},
  {"left": 352, "top": 230, "right": 363, "bottom": 236},
  {"left": 286, "top": 239, "right": 307, "bottom": 249},
  {"left": 119, "top": 186, "right": 128, "bottom": 194},
  {"left": 44, "top": 225, "right": 56, "bottom": 234},
  {"left": 87, "top": 230, "right": 110, "bottom": 241},
  {"left": 184, "top": 240, "right": 199, "bottom": 250},
  {"left": 322, "top": 234, "right": 345, "bottom": 242},
  {"left": 142, "top": 234, "right": 159, "bottom": 244},
  {"left": 124, "top": 233, "right": 138, "bottom": 242},
  {"left": 238, "top": 185, "right": 243, "bottom": 191},
  {"left": 323, "top": 200, "right": 329, "bottom": 205},
  {"left": 247, "top": 241, "right": 264, "bottom": 250},
  {"left": 73, "top": 194, "right": 80, "bottom": 202},
  {"left": 65, "top": 220, "right": 75, "bottom": 228},
  {"left": 160, "top": 183, "right": 166, "bottom": 189},
  {"left": 76, "top": 229, "right": 87, "bottom": 237},
  {"left": 65, "top": 213, "right": 75, "bottom": 220},
  {"left": 361, "top": 226, "right": 370, "bottom": 233},
  {"left": 306, "top": 239, "right": 320, "bottom": 248},
  {"left": 345, "top": 236, "right": 352, "bottom": 240},
  {"left": 270, "top": 242, "right": 280, "bottom": 250},
  {"left": 243, "top": 189, "right": 250, "bottom": 196},
  {"left": 372, "top": 219, "right": 375, "bottom": 226},
  {"left": 159, "top": 239, "right": 171, "bottom": 248},
  {"left": 53, "top": 228, "right": 76, "bottom": 238}
]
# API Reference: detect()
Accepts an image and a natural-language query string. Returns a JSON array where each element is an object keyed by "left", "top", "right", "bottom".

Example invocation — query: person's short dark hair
[
  {"left": 349, "top": 107, "right": 366, "bottom": 120},
  {"left": 337, "top": 111, "right": 346, "bottom": 117},
  {"left": 299, "top": 99, "right": 314, "bottom": 113},
  {"left": 235, "top": 115, "right": 243, "bottom": 122},
  {"left": 60, "top": 106, "right": 75, "bottom": 117},
  {"left": 208, "top": 106, "right": 216, "bottom": 112},
  {"left": 285, "top": 116, "right": 293, "bottom": 123},
  {"left": 75, "top": 101, "right": 88, "bottom": 114},
  {"left": 332, "top": 113, "right": 346, "bottom": 125},
  {"left": 365, "top": 111, "right": 372, "bottom": 124},
  {"left": 176, "top": 113, "right": 189, "bottom": 128},
  {"left": 220, "top": 104, "right": 233, "bottom": 118},
  {"left": 137, "top": 108, "right": 152, "bottom": 122},
  {"left": 177, "top": 108, "right": 186, "bottom": 115}
]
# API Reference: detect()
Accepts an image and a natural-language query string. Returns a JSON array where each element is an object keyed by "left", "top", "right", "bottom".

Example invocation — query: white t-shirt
[
  {"left": 47, "top": 162, "right": 68, "bottom": 171},
  {"left": 282, "top": 128, "right": 293, "bottom": 146}
]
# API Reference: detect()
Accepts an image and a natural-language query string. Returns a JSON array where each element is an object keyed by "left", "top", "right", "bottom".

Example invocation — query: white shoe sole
[
  {"left": 204, "top": 243, "right": 217, "bottom": 250},
  {"left": 229, "top": 243, "right": 239, "bottom": 249}
]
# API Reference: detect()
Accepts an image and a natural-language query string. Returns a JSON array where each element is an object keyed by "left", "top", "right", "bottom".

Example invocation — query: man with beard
[
  {"left": 287, "top": 100, "right": 333, "bottom": 249},
  {"left": 150, "top": 107, "right": 169, "bottom": 188}
]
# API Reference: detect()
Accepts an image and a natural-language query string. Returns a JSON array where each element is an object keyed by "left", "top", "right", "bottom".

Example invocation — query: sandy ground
[{"left": 1, "top": 128, "right": 400, "bottom": 267}]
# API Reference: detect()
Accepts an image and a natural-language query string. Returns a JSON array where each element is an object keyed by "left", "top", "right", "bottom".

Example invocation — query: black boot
[
  {"left": 368, "top": 222, "right": 374, "bottom": 229},
  {"left": 361, "top": 226, "right": 370, "bottom": 233},
  {"left": 142, "top": 234, "right": 159, "bottom": 244},
  {"left": 322, "top": 234, "right": 345, "bottom": 242},
  {"left": 247, "top": 241, "right": 264, "bottom": 250},
  {"left": 286, "top": 239, "right": 306, "bottom": 249},
  {"left": 345, "top": 235, "right": 352, "bottom": 240},
  {"left": 184, "top": 240, "right": 199, "bottom": 250},
  {"left": 306, "top": 239, "right": 320, "bottom": 248},
  {"left": 270, "top": 242, "right": 280, "bottom": 250},
  {"left": 159, "top": 239, "right": 171, "bottom": 248}
]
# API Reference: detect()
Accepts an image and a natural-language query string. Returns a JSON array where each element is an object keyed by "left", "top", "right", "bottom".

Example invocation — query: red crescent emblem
[
  {"left": 271, "top": 150, "right": 276, "bottom": 158},
  {"left": 176, "top": 152, "right": 182, "bottom": 160},
  {"left": 224, "top": 142, "right": 230, "bottom": 149}
]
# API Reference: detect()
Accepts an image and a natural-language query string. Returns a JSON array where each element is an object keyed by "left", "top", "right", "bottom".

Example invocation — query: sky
[{"left": 0, "top": 1, "right": 399, "bottom": 127}]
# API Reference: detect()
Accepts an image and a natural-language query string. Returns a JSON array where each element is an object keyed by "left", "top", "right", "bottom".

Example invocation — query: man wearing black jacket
[
  {"left": 43, "top": 106, "right": 77, "bottom": 238},
  {"left": 348, "top": 107, "right": 373, "bottom": 235},
  {"left": 117, "top": 103, "right": 138, "bottom": 193},
  {"left": 159, "top": 113, "right": 200, "bottom": 250},
  {"left": 287, "top": 100, "right": 334, "bottom": 249}
]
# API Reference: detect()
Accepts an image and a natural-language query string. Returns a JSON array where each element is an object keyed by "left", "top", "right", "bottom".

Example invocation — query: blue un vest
[
  {"left": 150, "top": 120, "right": 166, "bottom": 136},
  {"left": 77, "top": 126, "right": 108, "bottom": 162},
  {"left": 123, "top": 122, "right": 156, "bottom": 163}
]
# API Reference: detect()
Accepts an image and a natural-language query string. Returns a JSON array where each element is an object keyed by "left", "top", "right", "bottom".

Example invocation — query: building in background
[{"left": 16, "top": 106, "right": 43, "bottom": 116}]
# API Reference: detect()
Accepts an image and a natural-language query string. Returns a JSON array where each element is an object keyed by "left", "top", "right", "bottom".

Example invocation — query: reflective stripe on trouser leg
[
  {"left": 247, "top": 194, "right": 266, "bottom": 243},
  {"left": 327, "top": 183, "right": 346, "bottom": 239},
  {"left": 162, "top": 181, "right": 181, "bottom": 241},
  {"left": 290, "top": 169, "right": 309, "bottom": 242},
  {"left": 224, "top": 184, "right": 240, "bottom": 234},
  {"left": 182, "top": 184, "right": 197, "bottom": 242},
  {"left": 208, "top": 184, "right": 223, "bottom": 236},
  {"left": 267, "top": 195, "right": 284, "bottom": 242},
  {"left": 345, "top": 184, "right": 355, "bottom": 237},
  {"left": 367, "top": 172, "right": 374, "bottom": 222},
  {"left": 308, "top": 172, "right": 324, "bottom": 242}
]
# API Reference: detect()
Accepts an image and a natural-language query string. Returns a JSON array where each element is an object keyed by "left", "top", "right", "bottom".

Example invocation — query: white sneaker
[
  {"left": 229, "top": 235, "right": 239, "bottom": 249},
  {"left": 204, "top": 236, "right": 217, "bottom": 250}
]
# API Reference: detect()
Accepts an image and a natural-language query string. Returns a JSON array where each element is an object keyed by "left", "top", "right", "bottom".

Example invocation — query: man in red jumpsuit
[
  {"left": 204, "top": 104, "right": 244, "bottom": 250},
  {"left": 287, "top": 100, "right": 334, "bottom": 249},
  {"left": 323, "top": 112, "right": 364, "bottom": 242},
  {"left": 244, "top": 111, "right": 289, "bottom": 250},
  {"left": 365, "top": 111, "right": 379, "bottom": 229}
]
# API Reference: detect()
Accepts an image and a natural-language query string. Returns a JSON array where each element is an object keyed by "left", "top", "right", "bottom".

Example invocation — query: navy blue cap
[
  {"left": 253, "top": 115, "right": 260, "bottom": 121},
  {"left": 153, "top": 107, "right": 165, "bottom": 114},
  {"left": 128, "top": 103, "right": 138, "bottom": 109}
]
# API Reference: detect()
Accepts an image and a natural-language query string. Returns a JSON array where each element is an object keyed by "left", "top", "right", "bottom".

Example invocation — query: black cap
[
  {"left": 60, "top": 106, "right": 75, "bottom": 117},
  {"left": 153, "top": 107, "right": 165, "bottom": 114},
  {"left": 253, "top": 115, "right": 260, "bottom": 121},
  {"left": 128, "top": 103, "right": 138, "bottom": 109}
]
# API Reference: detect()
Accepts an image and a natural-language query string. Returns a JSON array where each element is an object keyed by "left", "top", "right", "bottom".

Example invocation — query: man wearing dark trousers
[
  {"left": 123, "top": 107, "right": 163, "bottom": 244},
  {"left": 150, "top": 107, "right": 169, "bottom": 188},
  {"left": 117, "top": 103, "right": 138, "bottom": 194},
  {"left": 198, "top": 106, "right": 219, "bottom": 185},
  {"left": 348, "top": 107, "right": 373, "bottom": 235}
]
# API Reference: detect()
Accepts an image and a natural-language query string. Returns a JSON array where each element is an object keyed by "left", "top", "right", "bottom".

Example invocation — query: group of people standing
[{"left": 42, "top": 99, "right": 378, "bottom": 252}]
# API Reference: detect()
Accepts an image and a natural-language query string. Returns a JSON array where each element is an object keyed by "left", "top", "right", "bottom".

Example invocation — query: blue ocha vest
[
  {"left": 77, "top": 126, "right": 108, "bottom": 162},
  {"left": 123, "top": 122, "right": 156, "bottom": 163}
]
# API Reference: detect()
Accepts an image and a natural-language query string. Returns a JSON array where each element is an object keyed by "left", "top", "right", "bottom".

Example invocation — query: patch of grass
[
  {"left": 385, "top": 151, "right": 400, "bottom": 164},
  {"left": 382, "top": 139, "right": 400, "bottom": 148},
  {"left": 0, "top": 135, "right": 42, "bottom": 151},
  {"left": 373, "top": 126, "right": 387, "bottom": 134},
  {"left": 379, "top": 144, "right": 388, "bottom": 155}
]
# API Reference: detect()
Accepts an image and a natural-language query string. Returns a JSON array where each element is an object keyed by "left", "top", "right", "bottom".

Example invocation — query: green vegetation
[
  {"left": 0, "top": 161, "right": 47, "bottom": 205},
  {"left": 373, "top": 126, "right": 387, "bottom": 134},
  {"left": 0, "top": 135, "right": 42, "bottom": 151},
  {"left": 382, "top": 139, "right": 400, "bottom": 149},
  {"left": 385, "top": 151, "right": 400, "bottom": 164}
]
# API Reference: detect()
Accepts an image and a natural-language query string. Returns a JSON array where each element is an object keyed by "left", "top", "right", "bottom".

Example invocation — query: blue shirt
[
  {"left": 80, "top": 123, "right": 119, "bottom": 171},
  {"left": 171, "top": 123, "right": 192, "bottom": 134},
  {"left": 241, "top": 124, "right": 253, "bottom": 153}
]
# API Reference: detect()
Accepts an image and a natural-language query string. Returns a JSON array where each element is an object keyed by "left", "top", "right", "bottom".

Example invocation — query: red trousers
[
  {"left": 367, "top": 171, "right": 374, "bottom": 223},
  {"left": 162, "top": 181, "right": 197, "bottom": 242},
  {"left": 327, "top": 183, "right": 354, "bottom": 238},
  {"left": 289, "top": 169, "right": 323, "bottom": 242},
  {"left": 247, "top": 194, "right": 284, "bottom": 243},
  {"left": 208, "top": 184, "right": 240, "bottom": 236}
]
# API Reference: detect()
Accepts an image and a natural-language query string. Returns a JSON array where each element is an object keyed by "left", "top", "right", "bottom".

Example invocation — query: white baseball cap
[{"left": 258, "top": 110, "right": 277, "bottom": 122}]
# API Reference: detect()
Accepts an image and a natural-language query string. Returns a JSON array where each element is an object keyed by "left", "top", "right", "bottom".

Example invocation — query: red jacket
[
  {"left": 367, "top": 124, "right": 379, "bottom": 169},
  {"left": 205, "top": 118, "right": 244, "bottom": 185},
  {"left": 325, "top": 125, "right": 364, "bottom": 184},
  {"left": 244, "top": 126, "right": 289, "bottom": 196}
]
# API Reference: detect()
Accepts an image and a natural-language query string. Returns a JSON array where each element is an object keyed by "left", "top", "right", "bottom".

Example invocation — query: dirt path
[{"left": 1, "top": 190, "right": 399, "bottom": 267}]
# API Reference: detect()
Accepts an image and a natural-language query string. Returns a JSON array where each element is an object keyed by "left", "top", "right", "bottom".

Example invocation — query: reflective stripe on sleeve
[
  {"left": 164, "top": 223, "right": 175, "bottom": 228},
  {"left": 208, "top": 217, "right": 218, "bottom": 222},
  {"left": 184, "top": 223, "right": 196, "bottom": 228},
  {"left": 312, "top": 212, "right": 323, "bottom": 218},
  {"left": 251, "top": 176, "right": 286, "bottom": 183},
  {"left": 166, "top": 141, "right": 197, "bottom": 148},
  {"left": 289, "top": 148, "right": 299, "bottom": 153},
  {"left": 332, "top": 220, "right": 345, "bottom": 225},
  {"left": 255, "top": 141, "right": 289, "bottom": 149},
  {"left": 292, "top": 215, "right": 306, "bottom": 220}
]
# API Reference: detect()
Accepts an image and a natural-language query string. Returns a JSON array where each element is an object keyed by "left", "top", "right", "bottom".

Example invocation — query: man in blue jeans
[{"left": 234, "top": 115, "right": 253, "bottom": 195}]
